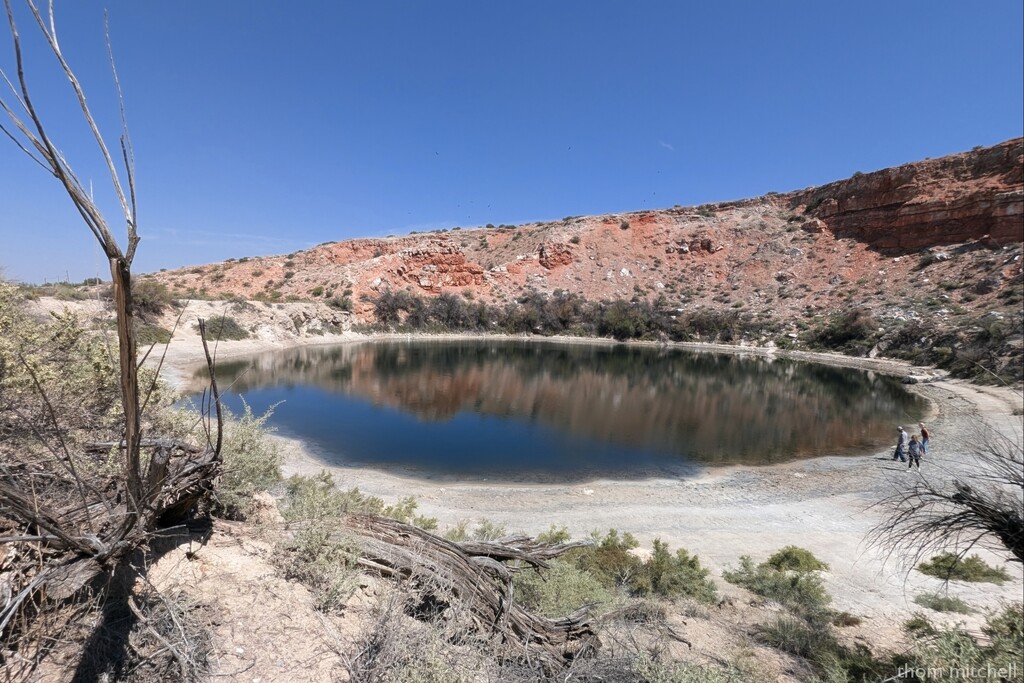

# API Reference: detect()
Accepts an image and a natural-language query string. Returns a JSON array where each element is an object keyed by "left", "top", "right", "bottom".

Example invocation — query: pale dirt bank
[{"left": 147, "top": 328, "right": 1023, "bottom": 682}]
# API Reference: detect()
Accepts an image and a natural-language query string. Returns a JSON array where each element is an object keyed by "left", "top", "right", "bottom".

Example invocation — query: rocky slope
[{"left": 149, "top": 138, "right": 1023, "bottom": 343}]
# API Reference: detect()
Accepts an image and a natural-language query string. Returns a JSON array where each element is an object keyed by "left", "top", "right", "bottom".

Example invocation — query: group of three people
[{"left": 894, "top": 423, "right": 930, "bottom": 469}]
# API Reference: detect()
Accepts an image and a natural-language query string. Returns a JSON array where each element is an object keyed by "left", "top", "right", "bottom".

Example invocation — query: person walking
[
  {"left": 919, "top": 423, "right": 930, "bottom": 455},
  {"left": 907, "top": 434, "right": 922, "bottom": 470},
  {"left": 893, "top": 426, "right": 909, "bottom": 462}
]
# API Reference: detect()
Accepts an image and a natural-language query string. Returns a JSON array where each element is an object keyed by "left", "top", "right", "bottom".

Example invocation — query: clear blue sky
[{"left": 1, "top": 1, "right": 1021, "bottom": 283}]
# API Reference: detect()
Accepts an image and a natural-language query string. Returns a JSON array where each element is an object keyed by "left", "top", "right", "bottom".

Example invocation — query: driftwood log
[{"left": 341, "top": 514, "right": 600, "bottom": 670}]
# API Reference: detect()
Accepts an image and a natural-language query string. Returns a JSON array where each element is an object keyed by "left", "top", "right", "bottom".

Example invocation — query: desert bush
[
  {"left": 908, "top": 606, "right": 1023, "bottom": 682},
  {"left": 566, "top": 531, "right": 717, "bottom": 602},
  {"left": 596, "top": 300, "right": 658, "bottom": 341},
  {"left": 1, "top": 283, "right": 123, "bottom": 446},
  {"left": 572, "top": 528, "right": 641, "bottom": 588},
  {"left": 675, "top": 307, "right": 741, "bottom": 342},
  {"left": 327, "top": 295, "right": 353, "bottom": 311},
  {"left": 347, "top": 592, "right": 493, "bottom": 683},
  {"left": 983, "top": 603, "right": 1024, "bottom": 666},
  {"left": 212, "top": 402, "right": 283, "bottom": 519},
  {"left": 917, "top": 552, "right": 1011, "bottom": 584},
  {"left": 193, "top": 315, "right": 249, "bottom": 341},
  {"left": 281, "top": 472, "right": 437, "bottom": 529},
  {"left": 913, "top": 593, "right": 973, "bottom": 614},
  {"left": 381, "top": 496, "right": 439, "bottom": 531},
  {"left": 755, "top": 616, "right": 905, "bottom": 681},
  {"left": 513, "top": 559, "right": 616, "bottom": 617},
  {"left": 630, "top": 539, "right": 718, "bottom": 603},
  {"left": 282, "top": 473, "right": 383, "bottom": 521},
  {"left": 472, "top": 518, "right": 508, "bottom": 541},
  {"left": 809, "top": 307, "right": 877, "bottom": 353},
  {"left": 535, "top": 525, "right": 572, "bottom": 544},
  {"left": 135, "top": 322, "right": 172, "bottom": 346},
  {"left": 277, "top": 525, "right": 361, "bottom": 612},
  {"left": 903, "top": 613, "right": 938, "bottom": 637},
  {"left": 628, "top": 651, "right": 756, "bottom": 682},
  {"left": 754, "top": 616, "right": 839, "bottom": 662},
  {"left": 764, "top": 546, "right": 830, "bottom": 573},
  {"left": 132, "top": 278, "right": 174, "bottom": 319},
  {"left": 443, "top": 520, "right": 471, "bottom": 542},
  {"left": 722, "top": 555, "right": 831, "bottom": 618}
]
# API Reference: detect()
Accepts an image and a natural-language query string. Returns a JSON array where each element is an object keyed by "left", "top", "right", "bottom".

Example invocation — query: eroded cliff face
[
  {"left": 150, "top": 139, "right": 1023, "bottom": 333},
  {"left": 791, "top": 138, "right": 1023, "bottom": 251}
]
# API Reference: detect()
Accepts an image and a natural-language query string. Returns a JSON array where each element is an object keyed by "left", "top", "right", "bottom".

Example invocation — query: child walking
[{"left": 907, "top": 435, "right": 922, "bottom": 470}]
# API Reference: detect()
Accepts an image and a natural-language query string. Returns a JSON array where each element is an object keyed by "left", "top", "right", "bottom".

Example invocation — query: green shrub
[
  {"left": 282, "top": 473, "right": 383, "bottom": 521},
  {"left": 629, "top": 651, "right": 755, "bottom": 683},
  {"left": 135, "top": 322, "right": 172, "bottom": 346},
  {"left": 983, "top": 603, "right": 1024, "bottom": 665},
  {"left": 756, "top": 617, "right": 903, "bottom": 681},
  {"left": 193, "top": 315, "right": 249, "bottom": 341},
  {"left": 513, "top": 559, "right": 616, "bottom": 617},
  {"left": 276, "top": 525, "right": 359, "bottom": 612},
  {"left": 327, "top": 296, "right": 353, "bottom": 311},
  {"left": 213, "top": 402, "right": 283, "bottom": 519},
  {"left": 917, "top": 552, "right": 1011, "bottom": 584},
  {"left": 310, "top": 286, "right": 324, "bottom": 297},
  {"left": 535, "top": 525, "right": 571, "bottom": 544},
  {"left": 764, "top": 546, "right": 829, "bottom": 573},
  {"left": 620, "top": 220, "right": 630, "bottom": 230},
  {"left": 280, "top": 472, "right": 437, "bottom": 530},
  {"left": 132, "top": 278, "right": 174, "bottom": 319},
  {"left": 380, "top": 496, "right": 438, "bottom": 531},
  {"left": 809, "top": 307, "right": 878, "bottom": 353},
  {"left": 913, "top": 593, "right": 974, "bottom": 614},
  {"left": 754, "top": 616, "right": 838, "bottom": 661},
  {"left": 908, "top": 607, "right": 1023, "bottom": 682},
  {"left": 722, "top": 555, "right": 831, "bottom": 618},
  {"left": 631, "top": 539, "right": 718, "bottom": 603},
  {"left": 572, "top": 528, "right": 641, "bottom": 588},
  {"left": 472, "top": 519, "right": 507, "bottom": 541},
  {"left": 442, "top": 519, "right": 470, "bottom": 542},
  {"left": 567, "top": 531, "right": 717, "bottom": 602},
  {"left": 903, "top": 612, "right": 938, "bottom": 637}
]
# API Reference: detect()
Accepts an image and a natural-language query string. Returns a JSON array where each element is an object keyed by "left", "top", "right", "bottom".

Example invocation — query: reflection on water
[{"left": 192, "top": 340, "right": 927, "bottom": 480}]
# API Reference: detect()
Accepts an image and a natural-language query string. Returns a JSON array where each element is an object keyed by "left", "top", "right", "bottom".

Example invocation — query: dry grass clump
[{"left": 912, "top": 593, "right": 974, "bottom": 614}]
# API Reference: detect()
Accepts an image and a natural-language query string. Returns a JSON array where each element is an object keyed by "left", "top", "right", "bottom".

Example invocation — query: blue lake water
[{"left": 192, "top": 340, "right": 927, "bottom": 481}]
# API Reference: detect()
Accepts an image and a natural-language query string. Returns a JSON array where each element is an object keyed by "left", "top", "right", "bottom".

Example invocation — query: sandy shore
[{"left": 156, "top": 332, "right": 1024, "bottom": 634}]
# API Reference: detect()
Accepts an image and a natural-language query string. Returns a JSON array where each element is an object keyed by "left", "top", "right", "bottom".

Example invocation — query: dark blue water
[{"left": 193, "top": 340, "right": 928, "bottom": 481}]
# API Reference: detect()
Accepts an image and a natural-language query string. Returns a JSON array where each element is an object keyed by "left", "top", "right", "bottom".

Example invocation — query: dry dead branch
[
  {"left": 868, "top": 422, "right": 1024, "bottom": 568},
  {"left": 340, "top": 514, "right": 600, "bottom": 673},
  {"left": 0, "top": 3, "right": 224, "bottom": 676}
]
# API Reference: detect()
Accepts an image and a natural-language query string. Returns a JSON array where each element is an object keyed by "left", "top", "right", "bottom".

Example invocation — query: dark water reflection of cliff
[{"left": 193, "top": 340, "right": 927, "bottom": 481}]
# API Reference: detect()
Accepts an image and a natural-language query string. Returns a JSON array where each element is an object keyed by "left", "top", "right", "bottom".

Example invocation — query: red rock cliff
[{"left": 790, "top": 138, "right": 1023, "bottom": 252}]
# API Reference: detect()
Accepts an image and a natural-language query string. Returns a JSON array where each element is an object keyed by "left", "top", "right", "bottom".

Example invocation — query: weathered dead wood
[
  {"left": 341, "top": 514, "right": 600, "bottom": 670},
  {"left": 83, "top": 439, "right": 202, "bottom": 455}
]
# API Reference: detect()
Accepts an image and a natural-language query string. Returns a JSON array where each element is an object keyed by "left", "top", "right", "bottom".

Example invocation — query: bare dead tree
[
  {"left": 0, "top": 2, "right": 223, "bottom": 677},
  {"left": 868, "top": 422, "right": 1024, "bottom": 570}
]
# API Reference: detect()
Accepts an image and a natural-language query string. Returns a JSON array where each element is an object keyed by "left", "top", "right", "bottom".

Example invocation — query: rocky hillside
[
  {"left": 146, "top": 139, "right": 1023, "bottom": 378},
  {"left": 151, "top": 139, "right": 1021, "bottom": 321}
]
